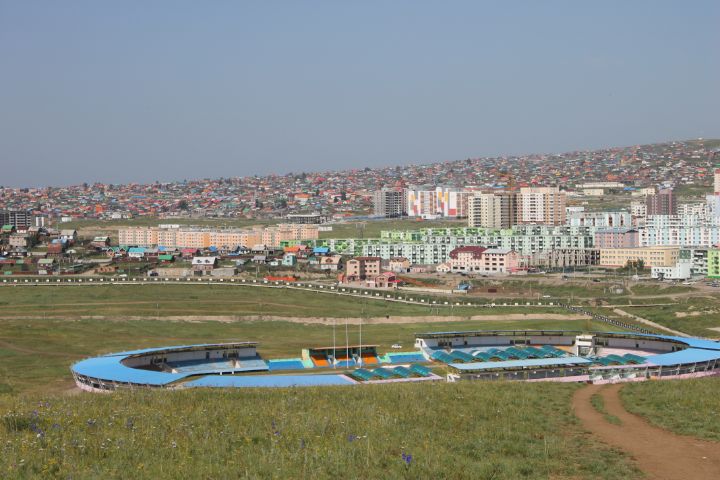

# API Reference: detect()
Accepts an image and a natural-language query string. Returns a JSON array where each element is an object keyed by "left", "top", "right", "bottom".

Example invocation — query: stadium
[{"left": 71, "top": 330, "right": 720, "bottom": 392}]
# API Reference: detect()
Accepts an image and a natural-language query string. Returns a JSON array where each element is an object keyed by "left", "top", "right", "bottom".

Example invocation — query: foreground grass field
[
  {"left": 0, "top": 382, "right": 640, "bottom": 479},
  {"left": 621, "top": 378, "right": 720, "bottom": 442}
]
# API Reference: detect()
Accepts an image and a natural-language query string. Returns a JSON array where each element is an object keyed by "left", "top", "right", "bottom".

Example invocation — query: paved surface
[{"left": 573, "top": 384, "right": 720, "bottom": 479}]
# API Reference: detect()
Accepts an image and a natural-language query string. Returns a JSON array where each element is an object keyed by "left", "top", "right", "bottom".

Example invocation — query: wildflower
[
  {"left": 401, "top": 452, "right": 413, "bottom": 467},
  {"left": 347, "top": 434, "right": 357, "bottom": 442},
  {"left": 86, "top": 419, "right": 96, "bottom": 427}
]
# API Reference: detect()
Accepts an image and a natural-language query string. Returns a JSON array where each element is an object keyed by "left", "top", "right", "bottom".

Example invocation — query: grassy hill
[
  {"left": 621, "top": 378, "right": 720, "bottom": 442},
  {"left": 0, "top": 382, "right": 639, "bottom": 479}
]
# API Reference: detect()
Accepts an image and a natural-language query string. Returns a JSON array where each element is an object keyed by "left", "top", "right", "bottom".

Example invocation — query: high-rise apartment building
[
  {"left": 468, "top": 192, "right": 517, "bottom": 228},
  {"left": 517, "top": 187, "right": 566, "bottom": 225},
  {"left": 646, "top": 188, "right": 676, "bottom": 216},
  {"left": 0, "top": 210, "right": 46, "bottom": 228},
  {"left": 406, "top": 186, "right": 470, "bottom": 218},
  {"left": 373, "top": 188, "right": 406, "bottom": 218}
]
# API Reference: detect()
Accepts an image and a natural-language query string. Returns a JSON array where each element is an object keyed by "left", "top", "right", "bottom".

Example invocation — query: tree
[{"left": 178, "top": 199, "right": 189, "bottom": 210}]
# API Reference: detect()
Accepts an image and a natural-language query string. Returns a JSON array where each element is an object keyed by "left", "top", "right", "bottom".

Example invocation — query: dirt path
[
  {"left": 573, "top": 384, "right": 720, "bottom": 479},
  {"left": 0, "top": 313, "right": 588, "bottom": 325}
]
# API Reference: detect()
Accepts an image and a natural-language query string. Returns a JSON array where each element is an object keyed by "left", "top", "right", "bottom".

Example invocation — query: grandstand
[
  {"left": 348, "top": 364, "right": 440, "bottom": 383},
  {"left": 414, "top": 330, "right": 720, "bottom": 384},
  {"left": 70, "top": 331, "right": 720, "bottom": 392},
  {"left": 302, "top": 345, "right": 380, "bottom": 368}
]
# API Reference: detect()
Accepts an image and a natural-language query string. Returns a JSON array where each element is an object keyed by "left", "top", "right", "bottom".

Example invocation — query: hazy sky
[{"left": 1, "top": 1, "right": 718, "bottom": 187}]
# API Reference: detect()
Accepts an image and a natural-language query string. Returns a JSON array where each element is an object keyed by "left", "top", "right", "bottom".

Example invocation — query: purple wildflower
[
  {"left": 401, "top": 452, "right": 413, "bottom": 467},
  {"left": 348, "top": 434, "right": 357, "bottom": 442}
]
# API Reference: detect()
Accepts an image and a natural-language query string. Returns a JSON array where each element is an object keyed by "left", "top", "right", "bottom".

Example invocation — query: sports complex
[{"left": 71, "top": 329, "right": 720, "bottom": 392}]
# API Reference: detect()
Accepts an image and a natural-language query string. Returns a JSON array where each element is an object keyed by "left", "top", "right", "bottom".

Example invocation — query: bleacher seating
[
  {"left": 409, "top": 364, "right": 432, "bottom": 377},
  {"left": 349, "top": 369, "right": 378, "bottom": 381},
  {"left": 449, "top": 350, "right": 476, "bottom": 363},
  {"left": 166, "top": 356, "right": 269, "bottom": 373},
  {"left": 430, "top": 351, "right": 456, "bottom": 364},
  {"left": 372, "top": 368, "right": 395, "bottom": 379},
  {"left": 311, "top": 354, "right": 330, "bottom": 367},
  {"left": 622, "top": 353, "right": 646, "bottom": 364},
  {"left": 605, "top": 354, "right": 629, "bottom": 365},
  {"left": 361, "top": 353, "right": 379, "bottom": 365},
  {"left": 334, "top": 359, "right": 356, "bottom": 368},
  {"left": 392, "top": 366, "right": 412, "bottom": 378}
]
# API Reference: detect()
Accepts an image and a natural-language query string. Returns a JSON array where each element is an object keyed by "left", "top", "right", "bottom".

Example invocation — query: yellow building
[{"left": 599, "top": 246, "right": 679, "bottom": 268}]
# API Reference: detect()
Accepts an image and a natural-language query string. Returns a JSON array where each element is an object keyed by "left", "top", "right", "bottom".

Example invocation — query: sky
[{"left": 1, "top": 1, "right": 719, "bottom": 187}]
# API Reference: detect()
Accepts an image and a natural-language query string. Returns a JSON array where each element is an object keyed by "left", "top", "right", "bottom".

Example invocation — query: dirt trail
[
  {"left": 573, "top": 384, "right": 720, "bottom": 479},
  {"left": 0, "top": 313, "right": 587, "bottom": 325}
]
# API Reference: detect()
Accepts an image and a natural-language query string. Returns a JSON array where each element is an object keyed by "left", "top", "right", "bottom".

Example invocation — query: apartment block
[
  {"left": 599, "top": 246, "right": 680, "bottom": 268},
  {"left": 373, "top": 188, "right": 406, "bottom": 218},
  {"left": 468, "top": 192, "right": 517, "bottom": 228},
  {"left": 407, "top": 186, "right": 470, "bottom": 218},
  {"left": 517, "top": 187, "right": 566, "bottom": 225},
  {"left": 646, "top": 189, "right": 677, "bottom": 216}
]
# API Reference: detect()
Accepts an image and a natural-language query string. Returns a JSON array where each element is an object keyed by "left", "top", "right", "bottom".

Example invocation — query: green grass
[
  {"left": 621, "top": 378, "right": 720, "bottom": 442},
  {"left": 626, "top": 298, "right": 720, "bottom": 337},
  {"left": 0, "top": 284, "right": 576, "bottom": 318},
  {"left": 0, "top": 382, "right": 640, "bottom": 479}
]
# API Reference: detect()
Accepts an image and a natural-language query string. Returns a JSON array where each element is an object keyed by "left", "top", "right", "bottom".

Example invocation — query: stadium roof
[
  {"left": 647, "top": 348, "right": 720, "bottom": 366},
  {"left": 71, "top": 343, "right": 261, "bottom": 386},
  {"left": 72, "top": 356, "right": 186, "bottom": 385},
  {"left": 449, "top": 356, "right": 592, "bottom": 372}
]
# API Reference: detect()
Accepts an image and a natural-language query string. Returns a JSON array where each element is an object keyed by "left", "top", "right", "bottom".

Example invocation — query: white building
[
  {"left": 651, "top": 261, "right": 692, "bottom": 280},
  {"left": 567, "top": 211, "right": 631, "bottom": 228},
  {"left": 641, "top": 215, "right": 720, "bottom": 247}
]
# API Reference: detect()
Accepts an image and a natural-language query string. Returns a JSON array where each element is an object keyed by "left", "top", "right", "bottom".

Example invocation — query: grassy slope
[
  {"left": 621, "top": 378, "right": 720, "bottom": 442},
  {"left": 627, "top": 298, "right": 720, "bottom": 337},
  {"left": 0, "top": 284, "right": 576, "bottom": 318},
  {"left": 0, "top": 383, "right": 639, "bottom": 479}
]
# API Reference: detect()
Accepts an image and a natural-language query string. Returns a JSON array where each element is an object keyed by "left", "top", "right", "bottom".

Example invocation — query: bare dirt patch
[
  {"left": 2, "top": 313, "right": 588, "bottom": 325},
  {"left": 573, "top": 384, "right": 720, "bottom": 479}
]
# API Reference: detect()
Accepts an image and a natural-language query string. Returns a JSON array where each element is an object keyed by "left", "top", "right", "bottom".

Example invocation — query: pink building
[
  {"left": 594, "top": 228, "right": 639, "bottom": 249},
  {"left": 445, "top": 246, "right": 519, "bottom": 274}
]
